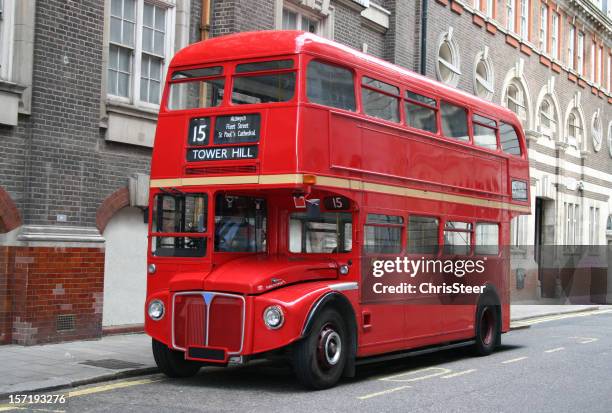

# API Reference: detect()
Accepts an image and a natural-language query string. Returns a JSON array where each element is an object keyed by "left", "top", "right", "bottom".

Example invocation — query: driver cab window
[
  {"left": 214, "top": 194, "right": 267, "bottom": 252},
  {"left": 289, "top": 212, "right": 352, "bottom": 253}
]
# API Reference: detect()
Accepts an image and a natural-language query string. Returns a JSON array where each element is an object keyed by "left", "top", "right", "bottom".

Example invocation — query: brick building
[{"left": 0, "top": 0, "right": 611, "bottom": 344}]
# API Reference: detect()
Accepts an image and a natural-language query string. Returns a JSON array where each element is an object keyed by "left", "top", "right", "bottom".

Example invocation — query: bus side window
[
  {"left": 361, "top": 76, "right": 400, "bottom": 123},
  {"left": 440, "top": 101, "right": 469, "bottom": 141},
  {"left": 405, "top": 91, "right": 438, "bottom": 133},
  {"left": 407, "top": 216, "right": 439, "bottom": 254},
  {"left": 473, "top": 114, "right": 498, "bottom": 150},
  {"left": 443, "top": 221, "right": 472, "bottom": 255},
  {"left": 500, "top": 122, "right": 522, "bottom": 155},
  {"left": 307, "top": 60, "right": 356, "bottom": 111},
  {"left": 475, "top": 222, "right": 499, "bottom": 255},
  {"left": 364, "top": 214, "right": 403, "bottom": 254}
]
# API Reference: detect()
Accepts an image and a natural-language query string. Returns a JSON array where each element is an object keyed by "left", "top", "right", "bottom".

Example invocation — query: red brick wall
[{"left": 1, "top": 246, "right": 104, "bottom": 345}]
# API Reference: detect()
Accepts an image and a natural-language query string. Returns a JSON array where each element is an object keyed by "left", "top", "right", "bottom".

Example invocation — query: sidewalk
[{"left": 0, "top": 304, "right": 608, "bottom": 399}]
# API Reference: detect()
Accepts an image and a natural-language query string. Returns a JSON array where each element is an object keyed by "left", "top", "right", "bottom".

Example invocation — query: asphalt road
[{"left": 3, "top": 309, "right": 612, "bottom": 413}]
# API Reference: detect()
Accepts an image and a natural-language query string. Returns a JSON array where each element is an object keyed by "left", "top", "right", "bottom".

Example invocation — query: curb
[
  {"left": 0, "top": 367, "right": 159, "bottom": 401},
  {"left": 510, "top": 306, "right": 600, "bottom": 323}
]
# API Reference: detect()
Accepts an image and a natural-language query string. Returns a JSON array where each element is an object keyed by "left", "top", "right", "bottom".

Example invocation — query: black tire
[
  {"left": 473, "top": 297, "right": 500, "bottom": 356},
  {"left": 152, "top": 339, "right": 201, "bottom": 378},
  {"left": 293, "top": 308, "right": 347, "bottom": 390}
]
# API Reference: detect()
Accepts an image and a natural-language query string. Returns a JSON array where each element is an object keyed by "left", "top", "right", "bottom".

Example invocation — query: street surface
[{"left": 2, "top": 309, "right": 612, "bottom": 413}]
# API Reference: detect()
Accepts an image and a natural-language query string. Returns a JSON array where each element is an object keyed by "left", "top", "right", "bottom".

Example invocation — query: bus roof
[{"left": 170, "top": 30, "right": 519, "bottom": 123}]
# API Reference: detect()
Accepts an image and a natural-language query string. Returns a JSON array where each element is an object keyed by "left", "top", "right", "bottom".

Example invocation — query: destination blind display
[
  {"left": 187, "top": 145, "right": 258, "bottom": 162},
  {"left": 214, "top": 114, "right": 260, "bottom": 144}
]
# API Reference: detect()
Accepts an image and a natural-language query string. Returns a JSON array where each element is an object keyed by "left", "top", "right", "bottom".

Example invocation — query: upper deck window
[
  {"left": 306, "top": 60, "right": 356, "bottom": 111},
  {"left": 167, "top": 66, "right": 225, "bottom": 110},
  {"left": 232, "top": 59, "right": 296, "bottom": 105},
  {"left": 472, "top": 114, "right": 498, "bottom": 150},
  {"left": 405, "top": 91, "right": 438, "bottom": 133},
  {"left": 440, "top": 101, "right": 469, "bottom": 141},
  {"left": 499, "top": 122, "right": 522, "bottom": 155},
  {"left": 361, "top": 76, "right": 400, "bottom": 123}
]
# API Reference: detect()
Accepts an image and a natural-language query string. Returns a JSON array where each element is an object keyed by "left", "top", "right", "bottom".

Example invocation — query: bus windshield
[{"left": 214, "top": 194, "right": 267, "bottom": 252}]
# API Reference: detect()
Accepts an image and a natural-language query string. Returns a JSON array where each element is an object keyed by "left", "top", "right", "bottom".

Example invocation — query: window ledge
[
  {"left": 103, "top": 100, "right": 159, "bottom": 148},
  {"left": 0, "top": 80, "right": 27, "bottom": 126},
  {"left": 360, "top": 3, "right": 390, "bottom": 33},
  {"left": 334, "top": 0, "right": 369, "bottom": 12}
]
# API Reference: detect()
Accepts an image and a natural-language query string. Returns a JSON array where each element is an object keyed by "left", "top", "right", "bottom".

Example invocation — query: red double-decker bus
[{"left": 145, "top": 31, "right": 530, "bottom": 389}]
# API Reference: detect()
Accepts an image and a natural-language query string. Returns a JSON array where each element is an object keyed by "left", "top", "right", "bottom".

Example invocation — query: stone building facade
[{"left": 0, "top": 0, "right": 610, "bottom": 344}]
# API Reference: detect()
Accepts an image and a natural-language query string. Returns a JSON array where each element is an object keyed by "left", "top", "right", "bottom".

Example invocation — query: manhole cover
[{"left": 80, "top": 359, "right": 144, "bottom": 370}]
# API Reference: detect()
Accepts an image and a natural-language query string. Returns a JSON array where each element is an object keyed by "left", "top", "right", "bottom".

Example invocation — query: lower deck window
[
  {"left": 364, "top": 214, "right": 403, "bottom": 254},
  {"left": 443, "top": 221, "right": 472, "bottom": 255},
  {"left": 215, "top": 194, "right": 267, "bottom": 252},
  {"left": 289, "top": 212, "right": 352, "bottom": 253},
  {"left": 475, "top": 223, "right": 499, "bottom": 255},
  {"left": 152, "top": 193, "right": 208, "bottom": 257},
  {"left": 408, "top": 216, "right": 439, "bottom": 254}
]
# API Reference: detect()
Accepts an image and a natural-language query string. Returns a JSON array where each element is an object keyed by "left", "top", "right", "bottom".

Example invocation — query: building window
[
  {"left": 506, "top": 0, "right": 515, "bottom": 32},
  {"left": 590, "top": 41, "right": 596, "bottom": 81},
  {"left": 511, "top": 216, "right": 525, "bottom": 246},
  {"left": 607, "top": 54, "right": 611, "bottom": 91},
  {"left": 538, "top": 96, "right": 558, "bottom": 140},
  {"left": 577, "top": 32, "right": 585, "bottom": 75},
  {"left": 592, "top": 112, "right": 602, "bottom": 152},
  {"left": 608, "top": 122, "right": 612, "bottom": 158},
  {"left": 474, "top": 51, "right": 494, "bottom": 100},
  {"left": 107, "top": 0, "right": 173, "bottom": 106},
  {"left": 0, "top": 0, "right": 15, "bottom": 81},
  {"left": 504, "top": 81, "right": 527, "bottom": 125},
  {"left": 551, "top": 12, "right": 559, "bottom": 59},
  {"left": 519, "top": 0, "right": 529, "bottom": 39},
  {"left": 282, "top": 7, "right": 319, "bottom": 33},
  {"left": 589, "top": 206, "right": 600, "bottom": 245},
  {"left": 568, "top": 26, "right": 575, "bottom": 70},
  {"left": 436, "top": 32, "right": 461, "bottom": 87},
  {"left": 564, "top": 202, "right": 580, "bottom": 246},
  {"left": 539, "top": 4, "right": 548, "bottom": 52},
  {"left": 597, "top": 45, "right": 603, "bottom": 86},
  {"left": 567, "top": 109, "right": 583, "bottom": 149}
]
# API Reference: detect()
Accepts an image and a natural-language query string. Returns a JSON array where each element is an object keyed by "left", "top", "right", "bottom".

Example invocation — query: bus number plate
[
  {"left": 324, "top": 196, "right": 351, "bottom": 210},
  {"left": 188, "top": 117, "right": 211, "bottom": 146},
  {"left": 187, "top": 145, "right": 258, "bottom": 162},
  {"left": 214, "top": 114, "right": 260, "bottom": 144}
]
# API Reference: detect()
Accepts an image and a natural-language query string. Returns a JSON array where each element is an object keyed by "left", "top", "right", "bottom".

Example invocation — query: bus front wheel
[
  {"left": 152, "top": 339, "right": 201, "bottom": 378},
  {"left": 293, "top": 308, "right": 347, "bottom": 389},
  {"left": 473, "top": 300, "right": 500, "bottom": 356}
]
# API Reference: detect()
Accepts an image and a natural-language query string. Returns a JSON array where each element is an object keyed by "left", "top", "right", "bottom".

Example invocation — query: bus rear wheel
[
  {"left": 293, "top": 308, "right": 347, "bottom": 390},
  {"left": 473, "top": 302, "right": 499, "bottom": 356},
  {"left": 152, "top": 339, "right": 201, "bottom": 378}
]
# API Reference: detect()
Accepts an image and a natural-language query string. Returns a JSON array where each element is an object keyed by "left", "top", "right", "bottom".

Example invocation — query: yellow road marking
[
  {"left": 544, "top": 347, "right": 565, "bottom": 353},
  {"left": 357, "top": 385, "right": 412, "bottom": 400},
  {"left": 440, "top": 369, "right": 477, "bottom": 379},
  {"left": 501, "top": 356, "right": 527, "bottom": 364},
  {"left": 0, "top": 378, "right": 160, "bottom": 412},
  {"left": 379, "top": 367, "right": 452, "bottom": 383},
  {"left": 512, "top": 309, "right": 612, "bottom": 327}
]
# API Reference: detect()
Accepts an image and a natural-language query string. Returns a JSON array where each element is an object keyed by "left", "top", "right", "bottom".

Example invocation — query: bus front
[{"left": 145, "top": 32, "right": 359, "bottom": 388}]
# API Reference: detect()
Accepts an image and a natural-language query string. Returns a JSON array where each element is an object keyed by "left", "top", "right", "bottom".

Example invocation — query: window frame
[
  {"left": 363, "top": 212, "right": 405, "bottom": 255},
  {"left": 568, "top": 25, "right": 575, "bottom": 70},
  {"left": 443, "top": 220, "right": 474, "bottom": 256},
  {"left": 403, "top": 89, "right": 439, "bottom": 134},
  {"left": 229, "top": 57, "right": 298, "bottom": 107},
  {"left": 106, "top": 0, "right": 176, "bottom": 109},
  {"left": 360, "top": 75, "right": 402, "bottom": 124},
  {"left": 472, "top": 113, "right": 499, "bottom": 151},
  {"left": 407, "top": 214, "right": 441, "bottom": 255},
  {"left": 305, "top": 58, "right": 357, "bottom": 112},
  {"left": 440, "top": 100, "right": 470, "bottom": 143},
  {"left": 0, "top": 0, "right": 15, "bottom": 81},
  {"left": 474, "top": 222, "right": 500, "bottom": 256}
]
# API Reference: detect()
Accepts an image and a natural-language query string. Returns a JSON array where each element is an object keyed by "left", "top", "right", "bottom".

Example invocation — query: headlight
[
  {"left": 148, "top": 300, "right": 165, "bottom": 321},
  {"left": 263, "top": 305, "right": 284, "bottom": 329},
  {"left": 147, "top": 264, "right": 156, "bottom": 274}
]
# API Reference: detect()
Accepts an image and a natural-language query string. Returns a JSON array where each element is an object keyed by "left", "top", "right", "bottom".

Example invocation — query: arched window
[
  {"left": 436, "top": 32, "right": 461, "bottom": 87},
  {"left": 504, "top": 81, "right": 527, "bottom": 125},
  {"left": 537, "top": 96, "right": 558, "bottom": 140},
  {"left": 591, "top": 112, "right": 602, "bottom": 152},
  {"left": 474, "top": 51, "right": 494, "bottom": 100},
  {"left": 566, "top": 109, "right": 583, "bottom": 149}
]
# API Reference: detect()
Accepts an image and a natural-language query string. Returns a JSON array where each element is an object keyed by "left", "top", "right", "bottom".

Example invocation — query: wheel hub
[{"left": 317, "top": 325, "right": 342, "bottom": 369}]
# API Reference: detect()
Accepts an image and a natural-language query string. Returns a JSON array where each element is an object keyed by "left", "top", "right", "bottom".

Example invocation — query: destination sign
[
  {"left": 187, "top": 145, "right": 258, "bottom": 162},
  {"left": 187, "top": 117, "right": 211, "bottom": 146},
  {"left": 214, "top": 114, "right": 260, "bottom": 144}
]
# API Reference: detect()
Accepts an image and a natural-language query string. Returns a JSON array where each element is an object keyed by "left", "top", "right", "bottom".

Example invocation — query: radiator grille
[{"left": 173, "top": 293, "right": 244, "bottom": 354}]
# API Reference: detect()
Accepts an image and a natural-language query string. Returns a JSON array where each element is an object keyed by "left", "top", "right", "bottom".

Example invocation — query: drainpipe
[
  {"left": 420, "top": 0, "right": 428, "bottom": 75},
  {"left": 201, "top": 0, "right": 211, "bottom": 41}
]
